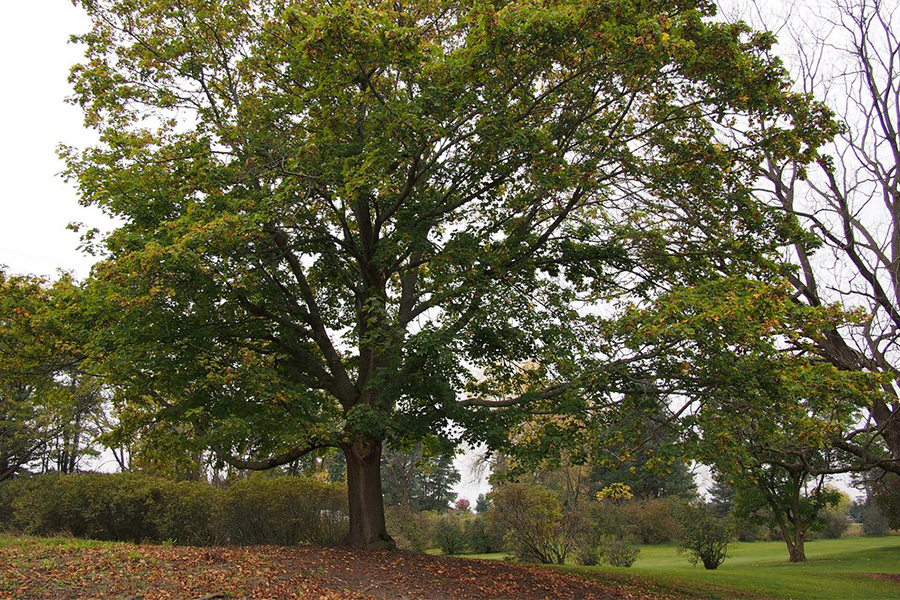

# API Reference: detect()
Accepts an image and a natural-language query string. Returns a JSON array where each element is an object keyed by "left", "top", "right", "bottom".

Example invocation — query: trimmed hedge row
[{"left": 0, "top": 472, "right": 348, "bottom": 546}]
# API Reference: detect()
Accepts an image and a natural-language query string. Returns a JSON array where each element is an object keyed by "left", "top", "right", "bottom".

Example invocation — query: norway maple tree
[{"left": 66, "top": 0, "right": 828, "bottom": 547}]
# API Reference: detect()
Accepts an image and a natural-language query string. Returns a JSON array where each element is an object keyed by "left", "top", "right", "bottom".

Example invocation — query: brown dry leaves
[{"left": 0, "top": 542, "right": 670, "bottom": 600}]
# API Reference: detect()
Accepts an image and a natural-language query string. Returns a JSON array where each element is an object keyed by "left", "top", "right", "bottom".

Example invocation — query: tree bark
[
  {"left": 788, "top": 533, "right": 807, "bottom": 563},
  {"left": 342, "top": 438, "right": 396, "bottom": 550}
]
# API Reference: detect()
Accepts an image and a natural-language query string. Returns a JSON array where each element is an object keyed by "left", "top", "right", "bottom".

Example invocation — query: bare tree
[{"left": 738, "top": 0, "right": 900, "bottom": 468}]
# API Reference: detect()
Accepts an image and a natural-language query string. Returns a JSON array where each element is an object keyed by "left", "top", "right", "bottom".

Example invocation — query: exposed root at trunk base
[
  {"left": 364, "top": 537, "right": 397, "bottom": 551},
  {"left": 342, "top": 533, "right": 397, "bottom": 552}
]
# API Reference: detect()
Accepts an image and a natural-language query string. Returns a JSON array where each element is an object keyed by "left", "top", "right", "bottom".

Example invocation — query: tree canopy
[{"left": 65, "top": 0, "right": 832, "bottom": 547}]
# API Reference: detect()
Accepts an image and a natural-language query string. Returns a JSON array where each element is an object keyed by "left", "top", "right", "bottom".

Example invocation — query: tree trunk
[
  {"left": 342, "top": 438, "right": 396, "bottom": 550},
  {"left": 788, "top": 533, "right": 807, "bottom": 563}
]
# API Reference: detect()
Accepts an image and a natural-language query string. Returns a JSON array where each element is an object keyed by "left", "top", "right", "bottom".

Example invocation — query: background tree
[
  {"left": 381, "top": 443, "right": 459, "bottom": 511},
  {"left": 475, "top": 493, "right": 490, "bottom": 514},
  {"left": 601, "top": 277, "right": 887, "bottom": 561},
  {"left": 726, "top": 0, "right": 900, "bottom": 471},
  {"left": 0, "top": 271, "right": 102, "bottom": 481},
  {"left": 66, "top": 0, "right": 831, "bottom": 547},
  {"left": 675, "top": 502, "right": 732, "bottom": 570},
  {"left": 588, "top": 393, "right": 697, "bottom": 500}
]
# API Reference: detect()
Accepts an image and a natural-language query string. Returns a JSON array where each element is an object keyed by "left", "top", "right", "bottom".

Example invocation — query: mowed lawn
[{"left": 463, "top": 536, "right": 900, "bottom": 600}]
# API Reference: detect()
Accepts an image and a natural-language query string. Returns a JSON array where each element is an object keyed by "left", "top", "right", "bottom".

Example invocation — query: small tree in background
[
  {"left": 818, "top": 489, "right": 852, "bottom": 539},
  {"left": 455, "top": 498, "right": 471, "bottom": 513},
  {"left": 465, "top": 514, "right": 504, "bottom": 554},
  {"left": 862, "top": 504, "right": 891, "bottom": 537},
  {"left": 490, "top": 484, "right": 584, "bottom": 564},
  {"left": 676, "top": 502, "right": 733, "bottom": 570},
  {"left": 434, "top": 515, "right": 467, "bottom": 555},
  {"left": 598, "top": 535, "right": 640, "bottom": 567}
]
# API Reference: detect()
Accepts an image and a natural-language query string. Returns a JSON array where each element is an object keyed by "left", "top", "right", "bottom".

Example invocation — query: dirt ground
[{"left": 0, "top": 543, "right": 675, "bottom": 600}]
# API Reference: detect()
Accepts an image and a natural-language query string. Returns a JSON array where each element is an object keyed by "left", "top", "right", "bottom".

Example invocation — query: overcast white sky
[{"left": 0, "top": 2, "right": 112, "bottom": 281}]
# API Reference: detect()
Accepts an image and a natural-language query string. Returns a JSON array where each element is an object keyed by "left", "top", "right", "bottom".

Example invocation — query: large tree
[
  {"left": 0, "top": 271, "right": 102, "bottom": 481},
  {"left": 66, "top": 0, "right": 826, "bottom": 547},
  {"left": 603, "top": 277, "right": 887, "bottom": 561},
  {"left": 725, "top": 0, "right": 900, "bottom": 471}
]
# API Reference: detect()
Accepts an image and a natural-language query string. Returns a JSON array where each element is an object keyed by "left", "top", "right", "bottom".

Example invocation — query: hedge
[{"left": 0, "top": 472, "right": 347, "bottom": 546}]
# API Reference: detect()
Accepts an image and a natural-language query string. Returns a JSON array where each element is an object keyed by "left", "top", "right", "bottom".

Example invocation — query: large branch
[
  {"left": 829, "top": 438, "right": 900, "bottom": 476},
  {"left": 218, "top": 443, "right": 327, "bottom": 471},
  {"left": 269, "top": 227, "right": 356, "bottom": 406},
  {"left": 458, "top": 383, "right": 572, "bottom": 408}
]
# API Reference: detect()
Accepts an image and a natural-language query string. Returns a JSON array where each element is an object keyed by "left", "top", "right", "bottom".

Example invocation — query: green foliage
[
  {"left": 475, "top": 494, "right": 490, "bottom": 514},
  {"left": 818, "top": 510, "right": 850, "bottom": 540},
  {"left": 0, "top": 472, "right": 347, "bottom": 546},
  {"left": 151, "top": 480, "right": 221, "bottom": 545},
  {"left": 489, "top": 483, "right": 584, "bottom": 564},
  {"left": 381, "top": 444, "right": 459, "bottom": 512},
  {"left": 676, "top": 502, "right": 733, "bottom": 570},
  {"left": 611, "top": 277, "right": 881, "bottom": 561},
  {"left": 0, "top": 271, "right": 103, "bottom": 481},
  {"left": 869, "top": 472, "right": 900, "bottom": 531},
  {"left": 384, "top": 505, "right": 437, "bottom": 553},
  {"left": 62, "top": 0, "right": 832, "bottom": 546},
  {"left": 708, "top": 480, "right": 735, "bottom": 517},
  {"left": 861, "top": 504, "right": 891, "bottom": 537},
  {"left": 815, "top": 489, "right": 851, "bottom": 540},
  {"left": 434, "top": 514, "right": 467, "bottom": 555},
  {"left": 221, "top": 476, "right": 347, "bottom": 546},
  {"left": 464, "top": 513, "right": 504, "bottom": 554},
  {"left": 619, "top": 498, "right": 680, "bottom": 545},
  {"left": 598, "top": 535, "right": 640, "bottom": 567},
  {"left": 574, "top": 542, "right": 600, "bottom": 566}
]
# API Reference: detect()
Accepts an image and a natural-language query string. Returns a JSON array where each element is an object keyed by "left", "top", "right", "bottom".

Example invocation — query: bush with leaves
[
  {"left": 490, "top": 484, "right": 584, "bottom": 564},
  {"left": 465, "top": 514, "right": 504, "bottom": 554},
  {"left": 222, "top": 475, "right": 347, "bottom": 546},
  {"left": 675, "top": 502, "right": 732, "bottom": 570},
  {"left": 862, "top": 503, "right": 891, "bottom": 536},
  {"left": 620, "top": 498, "right": 679, "bottom": 544},
  {"left": 4, "top": 473, "right": 162, "bottom": 543},
  {"left": 385, "top": 506, "right": 436, "bottom": 553},
  {"left": 434, "top": 514, "right": 467, "bottom": 555},
  {"left": 0, "top": 472, "right": 348, "bottom": 546},
  {"left": 574, "top": 542, "right": 600, "bottom": 566},
  {"left": 598, "top": 535, "right": 640, "bottom": 567},
  {"left": 817, "top": 510, "right": 849, "bottom": 540}
]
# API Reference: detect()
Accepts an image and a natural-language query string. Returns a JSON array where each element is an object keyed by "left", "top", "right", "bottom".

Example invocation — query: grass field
[{"left": 462, "top": 536, "right": 900, "bottom": 600}]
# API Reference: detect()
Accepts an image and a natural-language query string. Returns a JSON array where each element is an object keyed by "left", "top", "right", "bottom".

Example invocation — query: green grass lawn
[{"left": 462, "top": 537, "right": 900, "bottom": 600}]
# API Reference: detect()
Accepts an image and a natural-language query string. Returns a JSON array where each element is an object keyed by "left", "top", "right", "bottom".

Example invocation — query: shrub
[
  {"left": 675, "top": 502, "right": 732, "bottom": 570},
  {"left": 385, "top": 506, "right": 436, "bottom": 552},
  {"left": 151, "top": 480, "right": 221, "bottom": 545},
  {"left": 574, "top": 542, "right": 600, "bottom": 566},
  {"left": 434, "top": 515, "right": 467, "bottom": 555},
  {"left": 862, "top": 503, "right": 891, "bottom": 536},
  {"left": 619, "top": 498, "right": 679, "bottom": 544},
  {"left": 818, "top": 509, "right": 850, "bottom": 540},
  {"left": 465, "top": 514, "right": 504, "bottom": 554},
  {"left": 4, "top": 473, "right": 162, "bottom": 543},
  {"left": 0, "top": 472, "right": 349, "bottom": 546},
  {"left": 490, "top": 484, "right": 584, "bottom": 564},
  {"left": 598, "top": 535, "right": 640, "bottom": 567},
  {"left": 221, "top": 476, "right": 347, "bottom": 546}
]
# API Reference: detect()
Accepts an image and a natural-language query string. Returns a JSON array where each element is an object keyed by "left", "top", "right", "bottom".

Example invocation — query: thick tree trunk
[
  {"left": 342, "top": 438, "right": 396, "bottom": 550},
  {"left": 778, "top": 525, "right": 807, "bottom": 563},
  {"left": 788, "top": 534, "right": 807, "bottom": 563}
]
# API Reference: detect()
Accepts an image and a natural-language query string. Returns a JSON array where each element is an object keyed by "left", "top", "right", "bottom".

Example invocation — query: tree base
[
  {"left": 342, "top": 533, "right": 397, "bottom": 551},
  {"left": 364, "top": 537, "right": 397, "bottom": 552}
]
